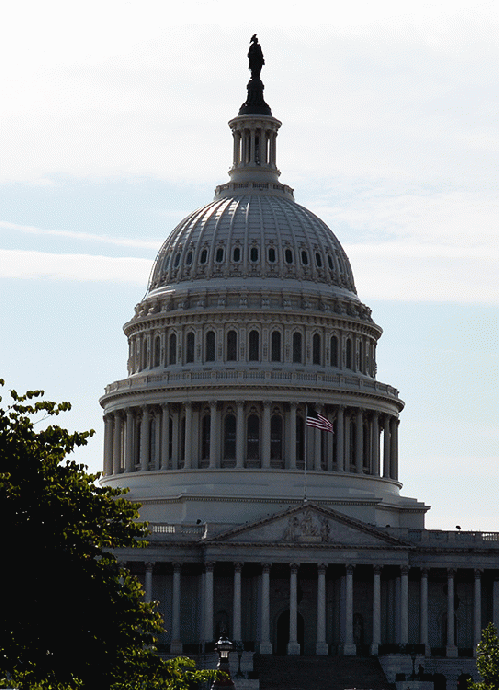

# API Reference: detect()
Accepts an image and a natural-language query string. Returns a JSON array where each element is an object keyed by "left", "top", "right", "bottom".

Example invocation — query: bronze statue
[{"left": 248, "top": 34, "right": 264, "bottom": 81}]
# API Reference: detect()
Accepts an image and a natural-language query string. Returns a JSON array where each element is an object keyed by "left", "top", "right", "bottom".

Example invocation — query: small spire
[{"left": 239, "top": 35, "right": 272, "bottom": 116}]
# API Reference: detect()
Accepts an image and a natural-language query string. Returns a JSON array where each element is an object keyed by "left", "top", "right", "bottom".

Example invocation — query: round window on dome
[
  {"left": 174, "top": 252, "right": 181, "bottom": 267},
  {"left": 285, "top": 249, "right": 294, "bottom": 264},
  {"left": 233, "top": 247, "right": 241, "bottom": 262},
  {"left": 315, "top": 252, "right": 322, "bottom": 268},
  {"left": 215, "top": 247, "right": 224, "bottom": 263},
  {"left": 200, "top": 249, "right": 208, "bottom": 264},
  {"left": 268, "top": 247, "right": 276, "bottom": 263},
  {"left": 186, "top": 251, "right": 193, "bottom": 265},
  {"left": 250, "top": 247, "right": 259, "bottom": 262},
  {"left": 301, "top": 250, "right": 309, "bottom": 265}
]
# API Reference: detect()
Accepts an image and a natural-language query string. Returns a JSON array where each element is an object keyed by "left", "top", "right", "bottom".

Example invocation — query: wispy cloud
[{"left": 0, "top": 221, "right": 161, "bottom": 250}]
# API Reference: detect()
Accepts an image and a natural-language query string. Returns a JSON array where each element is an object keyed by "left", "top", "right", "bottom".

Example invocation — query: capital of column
[
  {"left": 145, "top": 561, "right": 155, "bottom": 572},
  {"left": 447, "top": 568, "right": 456, "bottom": 578},
  {"left": 317, "top": 563, "right": 327, "bottom": 573},
  {"left": 205, "top": 561, "right": 215, "bottom": 573},
  {"left": 421, "top": 567, "right": 429, "bottom": 577},
  {"left": 401, "top": 565, "right": 409, "bottom": 576},
  {"left": 173, "top": 562, "right": 182, "bottom": 573},
  {"left": 234, "top": 562, "right": 243, "bottom": 573},
  {"left": 345, "top": 564, "right": 355, "bottom": 574},
  {"left": 373, "top": 565, "right": 383, "bottom": 575},
  {"left": 262, "top": 563, "right": 271, "bottom": 574},
  {"left": 290, "top": 563, "right": 299, "bottom": 574},
  {"left": 474, "top": 568, "right": 483, "bottom": 579}
]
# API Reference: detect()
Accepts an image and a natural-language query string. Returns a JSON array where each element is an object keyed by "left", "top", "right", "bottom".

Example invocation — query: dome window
[
  {"left": 313, "top": 333, "right": 321, "bottom": 365},
  {"left": 215, "top": 247, "right": 224, "bottom": 263},
  {"left": 200, "top": 249, "right": 208, "bottom": 264},
  {"left": 330, "top": 335, "right": 339, "bottom": 368},
  {"left": 271, "top": 331, "right": 281, "bottom": 362},
  {"left": 233, "top": 247, "right": 241, "bottom": 262},
  {"left": 162, "top": 254, "right": 171, "bottom": 271},
  {"left": 301, "top": 250, "right": 309, "bottom": 265},
  {"left": 285, "top": 249, "right": 293, "bottom": 264},
  {"left": 169, "top": 333, "right": 177, "bottom": 365},
  {"left": 247, "top": 414, "right": 260, "bottom": 461},
  {"left": 250, "top": 247, "right": 259, "bottom": 262},
  {"left": 293, "top": 332, "right": 302, "bottom": 363},
  {"left": 224, "top": 414, "right": 236, "bottom": 460},
  {"left": 227, "top": 330, "right": 237, "bottom": 361},
  {"left": 268, "top": 247, "right": 276, "bottom": 263},
  {"left": 174, "top": 252, "right": 181, "bottom": 267},
  {"left": 249, "top": 330, "right": 260, "bottom": 361},
  {"left": 328, "top": 255, "right": 334, "bottom": 270},
  {"left": 205, "top": 331, "right": 216, "bottom": 362},
  {"left": 186, "top": 332, "right": 195, "bottom": 364},
  {"left": 315, "top": 252, "right": 322, "bottom": 268},
  {"left": 185, "top": 251, "right": 193, "bottom": 265},
  {"left": 346, "top": 338, "right": 353, "bottom": 370}
]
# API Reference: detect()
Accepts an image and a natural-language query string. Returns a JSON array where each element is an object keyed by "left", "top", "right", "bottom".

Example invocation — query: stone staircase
[{"left": 252, "top": 655, "right": 393, "bottom": 690}]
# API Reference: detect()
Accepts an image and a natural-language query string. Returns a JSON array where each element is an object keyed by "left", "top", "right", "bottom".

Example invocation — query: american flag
[{"left": 306, "top": 412, "right": 334, "bottom": 433}]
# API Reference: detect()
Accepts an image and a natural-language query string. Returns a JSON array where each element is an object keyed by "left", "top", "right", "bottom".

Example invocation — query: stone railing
[
  {"left": 103, "top": 369, "right": 400, "bottom": 399},
  {"left": 404, "top": 529, "right": 499, "bottom": 544},
  {"left": 148, "top": 523, "right": 205, "bottom": 539}
]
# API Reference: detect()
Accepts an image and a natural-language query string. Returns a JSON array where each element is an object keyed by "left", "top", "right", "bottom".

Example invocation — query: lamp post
[{"left": 211, "top": 634, "right": 236, "bottom": 689}]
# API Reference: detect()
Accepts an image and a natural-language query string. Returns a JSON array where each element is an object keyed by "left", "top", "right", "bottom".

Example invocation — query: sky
[{"left": 1, "top": 1, "right": 497, "bottom": 531}]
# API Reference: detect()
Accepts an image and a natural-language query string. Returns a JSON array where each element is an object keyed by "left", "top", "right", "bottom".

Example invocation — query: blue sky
[{"left": 1, "top": 4, "right": 497, "bottom": 530}]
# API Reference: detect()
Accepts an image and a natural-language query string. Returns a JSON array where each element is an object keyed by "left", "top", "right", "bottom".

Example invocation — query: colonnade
[
  {"left": 137, "top": 561, "right": 487, "bottom": 656},
  {"left": 103, "top": 402, "right": 399, "bottom": 480}
]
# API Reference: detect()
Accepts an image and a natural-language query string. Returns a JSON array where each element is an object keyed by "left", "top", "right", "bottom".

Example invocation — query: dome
[{"left": 147, "top": 194, "right": 357, "bottom": 297}]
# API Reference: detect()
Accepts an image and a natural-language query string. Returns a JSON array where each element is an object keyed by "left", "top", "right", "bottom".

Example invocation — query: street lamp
[{"left": 211, "top": 634, "right": 236, "bottom": 689}]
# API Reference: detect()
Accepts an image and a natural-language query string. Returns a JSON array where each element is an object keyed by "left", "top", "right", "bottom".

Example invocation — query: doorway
[{"left": 275, "top": 610, "right": 305, "bottom": 655}]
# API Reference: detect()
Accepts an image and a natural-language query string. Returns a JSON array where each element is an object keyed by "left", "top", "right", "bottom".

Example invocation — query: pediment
[{"left": 209, "top": 503, "right": 407, "bottom": 547}]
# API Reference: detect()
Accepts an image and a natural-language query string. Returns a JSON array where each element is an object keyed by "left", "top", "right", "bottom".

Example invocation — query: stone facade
[{"left": 100, "top": 51, "right": 498, "bottom": 689}]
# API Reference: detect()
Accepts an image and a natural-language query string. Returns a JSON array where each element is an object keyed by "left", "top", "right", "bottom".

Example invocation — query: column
[
  {"left": 154, "top": 409, "right": 161, "bottom": 470},
  {"left": 287, "top": 564, "right": 301, "bottom": 654},
  {"left": 171, "top": 407, "right": 180, "bottom": 470},
  {"left": 336, "top": 406, "right": 345, "bottom": 472},
  {"left": 140, "top": 406, "right": 150, "bottom": 472},
  {"left": 171, "top": 563, "right": 183, "bottom": 654},
  {"left": 383, "top": 416, "right": 391, "bottom": 478},
  {"left": 209, "top": 401, "right": 217, "bottom": 469},
  {"left": 203, "top": 562, "right": 214, "bottom": 643},
  {"left": 262, "top": 401, "right": 271, "bottom": 469},
  {"left": 112, "top": 411, "right": 123, "bottom": 475},
  {"left": 343, "top": 564, "right": 356, "bottom": 655},
  {"left": 144, "top": 562, "right": 154, "bottom": 603},
  {"left": 474, "top": 569, "right": 482, "bottom": 653},
  {"left": 372, "top": 412, "right": 380, "bottom": 476},
  {"left": 260, "top": 564, "right": 272, "bottom": 654},
  {"left": 183, "top": 402, "right": 192, "bottom": 469},
  {"left": 446, "top": 568, "right": 458, "bottom": 657},
  {"left": 316, "top": 564, "right": 328, "bottom": 655},
  {"left": 355, "top": 408, "right": 363, "bottom": 473},
  {"left": 103, "top": 414, "right": 113, "bottom": 476},
  {"left": 344, "top": 413, "right": 351, "bottom": 472},
  {"left": 400, "top": 566, "right": 409, "bottom": 645},
  {"left": 233, "top": 563, "right": 243, "bottom": 642},
  {"left": 288, "top": 403, "right": 297, "bottom": 470},
  {"left": 161, "top": 403, "right": 170, "bottom": 470},
  {"left": 249, "top": 128, "right": 256, "bottom": 165},
  {"left": 390, "top": 417, "right": 399, "bottom": 480},
  {"left": 371, "top": 565, "right": 382, "bottom": 655},
  {"left": 236, "top": 402, "right": 245, "bottom": 468},
  {"left": 420, "top": 568, "right": 429, "bottom": 654},
  {"left": 125, "top": 408, "right": 134, "bottom": 472}
]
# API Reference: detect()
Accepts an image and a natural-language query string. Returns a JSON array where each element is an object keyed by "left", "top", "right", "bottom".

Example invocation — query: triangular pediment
[{"left": 208, "top": 503, "right": 408, "bottom": 548}]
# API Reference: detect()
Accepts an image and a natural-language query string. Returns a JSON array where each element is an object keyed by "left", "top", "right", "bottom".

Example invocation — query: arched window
[
  {"left": 186, "top": 332, "right": 195, "bottom": 364},
  {"left": 249, "top": 330, "right": 259, "bottom": 361},
  {"left": 233, "top": 246, "right": 241, "bottom": 262},
  {"left": 271, "top": 331, "right": 281, "bottom": 362},
  {"left": 250, "top": 246, "right": 259, "bottom": 262},
  {"left": 346, "top": 338, "right": 352, "bottom": 370},
  {"left": 224, "top": 414, "right": 236, "bottom": 459},
  {"left": 142, "top": 337, "right": 148, "bottom": 370},
  {"left": 201, "top": 414, "right": 210, "bottom": 460},
  {"left": 268, "top": 247, "right": 276, "bottom": 263},
  {"left": 285, "top": 248, "right": 293, "bottom": 264},
  {"left": 215, "top": 247, "right": 224, "bottom": 263},
  {"left": 301, "top": 250, "right": 309, "bottom": 265},
  {"left": 200, "top": 249, "right": 208, "bottom": 264},
  {"left": 247, "top": 414, "right": 260, "bottom": 460},
  {"left": 328, "top": 254, "right": 334, "bottom": 270},
  {"left": 359, "top": 340, "right": 364, "bottom": 374},
  {"left": 271, "top": 415, "right": 283, "bottom": 460},
  {"left": 185, "top": 251, "right": 193, "bottom": 265},
  {"left": 227, "top": 330, "right": 237, "bottom": 361},
  {"left": 315, "top": 252, "right": 322, "bottom": 267},
  {"left": 153, "top": 336, "right": 161, "bottom": 368},
  {"left": 330, "top": 335, "right": 339, "bottom": 368},
  {"left": 179, "top": 416, "right": 185, "bottom": 468},
  {"left": 313, "top": 333, "right": 321, "bottom": 365},
  {"left": 169, "top": 333, "right": 177, "bottom": 365},
  {"left": 296, "top": 415, "right": 305, "bottom": 464},
  {"left": 293, "top": 332, "right": 302, "bottom": 363},
  {"left": 206, "top": 331, "right": 215, "bottom": 362},
  {"left": 174, "top": 252, "right": 181, "bottom": 267}
]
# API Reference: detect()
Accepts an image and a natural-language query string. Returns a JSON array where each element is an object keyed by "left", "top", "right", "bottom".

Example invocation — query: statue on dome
[{"left": 248, "top": 34, "right": 265, "bottom": 81}]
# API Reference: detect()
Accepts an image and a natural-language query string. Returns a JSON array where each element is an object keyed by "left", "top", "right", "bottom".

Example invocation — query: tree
[
  {"left": 0, "top": 383, "right": 216, "bottom": 690},
  {"left": 469, "top": 622, "right": 499, "bottom": 690}
]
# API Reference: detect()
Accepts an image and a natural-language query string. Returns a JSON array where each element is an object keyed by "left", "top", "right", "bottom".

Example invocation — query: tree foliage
[
  {"left": 470, "top": 622, "right": 499, "bottom": 690},
  {"left": 0, "top": 383, "right": 216, "bottom": 690}
]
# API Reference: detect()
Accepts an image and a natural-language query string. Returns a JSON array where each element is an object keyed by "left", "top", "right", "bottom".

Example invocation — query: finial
[{"left": 238, "top": 35, "right": 272, "bottom": 116}]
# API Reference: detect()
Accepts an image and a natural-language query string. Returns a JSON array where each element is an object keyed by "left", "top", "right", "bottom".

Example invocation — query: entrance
[{"left": 275, "top": 610, "right": 305, "bottom": 655}]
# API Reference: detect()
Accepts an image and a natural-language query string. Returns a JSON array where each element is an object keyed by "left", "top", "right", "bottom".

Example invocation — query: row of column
[
  {"left": 103, "top": 403, "right": 399, "bottom": 479},
  {"left": 141, "top": 562, "right": 485, "bottom": 656},
  {"left": 231, "top": 126, "right": 278, "bottom": 169}
]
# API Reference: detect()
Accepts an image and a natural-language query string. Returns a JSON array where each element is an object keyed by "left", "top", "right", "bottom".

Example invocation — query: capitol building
[{"left": 100, "top": 38, "right": 498, "bottom": 689}]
